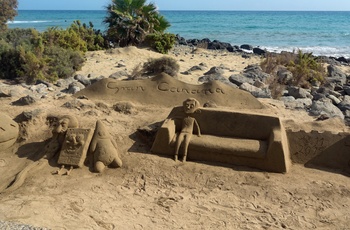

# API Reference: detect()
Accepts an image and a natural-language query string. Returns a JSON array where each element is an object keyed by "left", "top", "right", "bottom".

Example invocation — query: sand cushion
[{"left": 152, "top": 106, "right": 291, "bottom": 173}]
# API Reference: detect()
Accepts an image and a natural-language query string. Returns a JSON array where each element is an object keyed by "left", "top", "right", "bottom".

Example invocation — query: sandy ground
[{"left": 0, "top": 47, "right": 350, "bottom": 229}]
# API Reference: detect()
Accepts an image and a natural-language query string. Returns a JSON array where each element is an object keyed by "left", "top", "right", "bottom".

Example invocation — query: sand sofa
[{"left": 151, "top": 107, "right": 291, "bottom": 173}]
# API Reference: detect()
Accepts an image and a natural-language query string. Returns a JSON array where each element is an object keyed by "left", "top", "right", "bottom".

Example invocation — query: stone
[
  {"left": 203, "top": 67, "right": 224, "bottom": 75},
  {"left": 66, "top": 82, "right": 85, "bottom": 94},
  {"left": 0, "top": 90, "right": 11, "bottom": 98},
  {"left": 277, "top": 69, "right": 293, "bottom": 84},
  {"left": 328, "top": 64, "right": 347, "bottom": 78},
  {"left": 57, "top": 128, "right": 93, "bottom": 168},
  {"left": 281, "top": 96, "right": 312, "bottom": 110},
  {"left": 229, "top": 74, "right": 254, "bottom": 86},
  {"left": 242, "top": 64, "right": 270, "bottom": 82},
  {"left": 89, "top": 120, "right": 123, "bottom": 173},
  {"left": 0, "top": 113, "right": 19, "bottom": 150},
  {"left": 337, "top": 95, "right": 350, "bottom": 111},
  {"left": 240, "top": 44, "right": 253, "bottom": 50},
  {"left": 327, "top": 95, "right": 341, "bottom": 105},
  {"left": 12, "top": 95, "right": 36, "bottom": 106},
  {"left": 113, "top": 101, "right": 136, "bottom": 114},
  {"left": 309, "top": 99, "right": 345, "bottom": 119},
  {"left": 74, "top": 74, "right": 91, "bottom": 86},
  {"left": 198, "top": 74, "right": 236, "bottom": 87},
  {"left": 287, "top": 86, "right": 312, "bottom": 99},
  {"left": 239, "top": 83, "right": 271, "bottom": 98},
  {"left": 253, "top": 47, "right": 266, "bottom": 55},
  {"left": 14, "top": 109, "right": 42, "bottom": 123},
  {"left": 109, "top": 70, "right": 129, "bottom": 79}
]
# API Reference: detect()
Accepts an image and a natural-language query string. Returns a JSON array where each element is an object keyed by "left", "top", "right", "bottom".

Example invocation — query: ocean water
[{"left": 7, "top": 10, "right": 350, "bottom": 58}]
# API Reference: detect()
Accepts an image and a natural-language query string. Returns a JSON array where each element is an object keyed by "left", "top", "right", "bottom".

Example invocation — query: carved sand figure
[
  {"left": 0, "top": 115, "right": 78, "bottom": 193},
  {"left": 174, "top": 98, "right": 201, "bottom": 162},
  {"left": 56, "top": 128, "right": 93, "bottom": 175},
  {"left": 89, "top": 120, "right": 123, "bottom": 173}
]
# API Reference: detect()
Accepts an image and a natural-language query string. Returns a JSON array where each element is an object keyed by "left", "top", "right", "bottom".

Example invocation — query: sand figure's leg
[
  {"left": 174, "top": 133, "right": 185, "bottom": 162},
  {"left": 53, "top": 165, "right": 65, "bottom": 175},
  {"left": 182, "top": 134, "right": 192, "bottom": 162},
  {"left": 64, "top": 166, "right": 74, "bottom": 176},
  {"left": 95, "top": 161, "right": 105, "bottom": 173},
  {"left": 110, "top": 156, "right": 123, "bottom": 168}
]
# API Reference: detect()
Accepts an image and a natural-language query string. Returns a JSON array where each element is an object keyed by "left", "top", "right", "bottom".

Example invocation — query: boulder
[
  {"left": 204, "top": 67, "right": 225, "bottom": 75},
  {"left": 287, "top": 86, "right": 312, "bottom": 99},
  {"left": 309, "top": 99, "right": 345, "bottom": 119},
  {"left": 242, "top": 64, "right": 270, "bottom": 82},
  {"left": 66, "top": 82, "right": 85, "bottom": 94},
  {"left": 277, "top": 69, "right": 293, "bottom": 84},
  {"left": 198, "top": 74, "right": 236, "bottom": 87},
  {"left": 327, "top": 64, "right": 347, "bottom": 78},
  {"left": 12, "top": 95, "right": 36, "bottom": 106},
  {"left": 109, "top": 70, "right": 129, "bottom": 79},
  {"left": 240, "top": 44, "right": 253, "bottom": 50},
  {"left": 337, "top": 95, "right": 350, "bottom": 111},
  {"left": 253, "top": 47, "right": 266, "bottom": 55},
  {"left": 74, "top": 74, "right": 91, "bottom": 86},
  {"left": 239, "top": 82, "right": 271, "bottom": 98},
  {"left": 229, "top": 74, "right": 254, "bottom": 86},
  {"left": 327, "top": 95, "right": 341, "bottom": 105},
  {"left": 281, "top": 96, "right": 312, "bottom": 110}
]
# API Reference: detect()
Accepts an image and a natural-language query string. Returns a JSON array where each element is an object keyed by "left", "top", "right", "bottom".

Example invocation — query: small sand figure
[
  {"left": 174, "top": 98, "right": 201, "bottom": 162},
  {"left": 89, "top": 120, "right": 123, "bottom": 173}
]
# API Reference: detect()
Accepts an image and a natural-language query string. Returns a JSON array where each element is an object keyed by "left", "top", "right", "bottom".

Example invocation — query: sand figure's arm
[{"left": 194, "top": 119, "right": 201, "bottom": 137}]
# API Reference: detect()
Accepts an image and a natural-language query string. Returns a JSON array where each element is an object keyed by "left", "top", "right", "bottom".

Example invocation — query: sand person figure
[
  {"left": 174, "top": 98, "right": 201, "bottom": 162},
  {"left": 89, "top": 120, "right": 123, "bottom": 173}
]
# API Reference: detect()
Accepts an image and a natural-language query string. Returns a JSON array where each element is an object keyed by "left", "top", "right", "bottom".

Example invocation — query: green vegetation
[
  {"left": 0, "top": 1, "right": 174, "bottom": 84},
  {"left": 131, "top": 56, "right": 179, "bottom": 79},
  {"left": 104, "top": 0, "right": 171, "bottom": 47},
  {"left": 0, "top": 0, "right": 18, "bottom": 31},
  {"left": 145, "top": 33, "right": 176, "bottom": 54},
  {"left": 0, "top": 21, "right": 105, "bottom": 83},
  {"left": 261, "top": 50, "right": 326, "bottom": 97}
]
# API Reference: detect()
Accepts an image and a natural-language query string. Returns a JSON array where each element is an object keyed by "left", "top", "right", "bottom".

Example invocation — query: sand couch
[{"left": 151, "top": 107, "right": 291, "bottom": 173}]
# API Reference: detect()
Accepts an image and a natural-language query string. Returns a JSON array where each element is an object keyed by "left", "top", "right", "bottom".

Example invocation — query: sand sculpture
[
  {"left": 0, "top": 113, "right": 19, "bottom": 150},
  {"left": 89, "top": 120, "right": 123, "bottom": 173},
  {"left": 152, "top": 98, "right": 291, "bottom": 173},
  {"left": 74, "top": 73, "right": 264, "bottom": 109},
  {"left": 174, "top": 98, "right": 201, "bottom": 162},
  {"left": 0, "top": 115, "right": 79, "bottom": 193},
  {"left": 56, "top": 128, "right": 93, "bottom": 175}
]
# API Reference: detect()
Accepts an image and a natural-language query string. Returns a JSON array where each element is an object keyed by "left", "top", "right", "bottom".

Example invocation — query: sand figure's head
[
  {"left": 52, "top": 115, "right": 79, "bottom": 134},
  {"left": 183, "top": 98, "right": 200, "bottom": 114},
  {"left": 94, "top": 120, "right": 109, "bottom": 139}
]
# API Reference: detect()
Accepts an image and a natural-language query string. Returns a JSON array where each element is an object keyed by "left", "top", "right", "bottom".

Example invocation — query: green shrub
[
  {"left": 132, "top": 56, "right": 179, "bottom": 79},
  {"left": 145, "top": 33, "right": 176, "bottom": 54},
  {"left": 261, "top": 50, "right": 326, "bottom": 90}
]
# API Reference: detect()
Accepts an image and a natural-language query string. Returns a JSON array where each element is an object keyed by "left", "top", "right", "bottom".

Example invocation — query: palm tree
[{"left": 104, "top": 0, "right": 170, "bottom": 47}]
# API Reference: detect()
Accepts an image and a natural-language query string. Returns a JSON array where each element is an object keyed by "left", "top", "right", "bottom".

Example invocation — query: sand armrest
[
  {"left": 268, "top": 127, "right": 282, "bottom": 145},
  {"left": 159, "top": 119, "right": 177, "bottom": 145}
]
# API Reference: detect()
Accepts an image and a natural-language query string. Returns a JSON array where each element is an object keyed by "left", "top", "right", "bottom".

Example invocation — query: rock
[
  {"left": 336, "top": 57, "right": 350, "bottom": 64},
  {"left": 188, "top": 65, "right": 206, "bottom": 72},
  {"left": 66, "top": 82, "right": 85, "bottom": 94},
  {"left": 337, "top": 95, "right": 350, "bottom": 111},
  {"left": 229, "top": 74, "right": 254, "bottom": 86},
  {"left": 30, "top": 83, "right": 48, "bottom": 94},
  {"left": 253, "top": 80, "right": 266, "bottom": 88},
  {"left": 55, "top": 77, "right": 75, "bottom": 88},
  {"left": 343, "top": 86, "right": 350, "bottom": 96},
  {"left": 175, "top": 34, "right": 187, "bottom": 45},
  {"left": 281, "top": 96, "right": 312, "bottom": 110},
  {"left": 253, "top": 47, "right": 266, "bottom": 55},
  {"left": 240, "top": 44, "right": 253, "bottom": 50},
  {"left": 109, "top": 70, "right": 128, "bottom": 79},
  {"left": 12, "top": 95, "right": 36, "bottom": 106},
  {"left": 327, "top": 95, "right": 341, "bottom": 105},
  {"left": 327, "top": 64, "right": 347, "bottom": 78},
  {"left": 90, "top": 76, "right": 106, "bottom": 84},
  {"left": 309, "top": 99, "right": 344, "bottom": 119},
  {"left": 198, "top": 74, "right": 236, "bottom": 87},
  {"left": 239, "top": 82, "right": 271, "bottom": 98},
  {"left": 277, "top": 69, "right": 293, "bottom": 84},
  {"left": 14, "top": 109, "right": 42, "bottom": 123},
  {"left": 204, "top": 67, "right": 224, "bottom": 75},
  {"left": 74, "top": 74, "right": 91, "bottom": 86},
  {"left": 288, "top": 86, "right": 312, "bottom": 99},
  {"left": 62, "top": 99, "right": 94, "bottom": 110},
  {"left": 0, "top": 113, "right": 19, "bottom": 150},
  {"left": 242, "top": 64, "right": 270, "bottom": 82}
]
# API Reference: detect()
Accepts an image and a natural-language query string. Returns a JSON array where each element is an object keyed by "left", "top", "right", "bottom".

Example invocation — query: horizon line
[{"left": 17, "top": 9, "right": 350, "bottom": 12}]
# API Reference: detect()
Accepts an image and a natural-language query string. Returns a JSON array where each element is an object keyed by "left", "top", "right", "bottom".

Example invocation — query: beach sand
[{"left": 0, "top": 46, "right": 349, "bottom": 229}]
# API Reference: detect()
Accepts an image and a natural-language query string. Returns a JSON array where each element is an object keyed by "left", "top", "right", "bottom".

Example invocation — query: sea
[{"left": 7, "top": 10, "right": 350, "bottom": 58}]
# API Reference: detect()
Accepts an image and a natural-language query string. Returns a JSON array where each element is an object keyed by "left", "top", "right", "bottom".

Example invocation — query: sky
[{"left": 18, "top": 0, "right": 350, "bottom": 11}]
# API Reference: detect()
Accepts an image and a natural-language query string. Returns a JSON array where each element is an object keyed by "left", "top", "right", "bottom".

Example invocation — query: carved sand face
[
  {"left": 184, "top": 100, "right": 197, "bottom": 114},
  {"left": 53, "top": 118, "right": 70, "bottom": 134}
]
